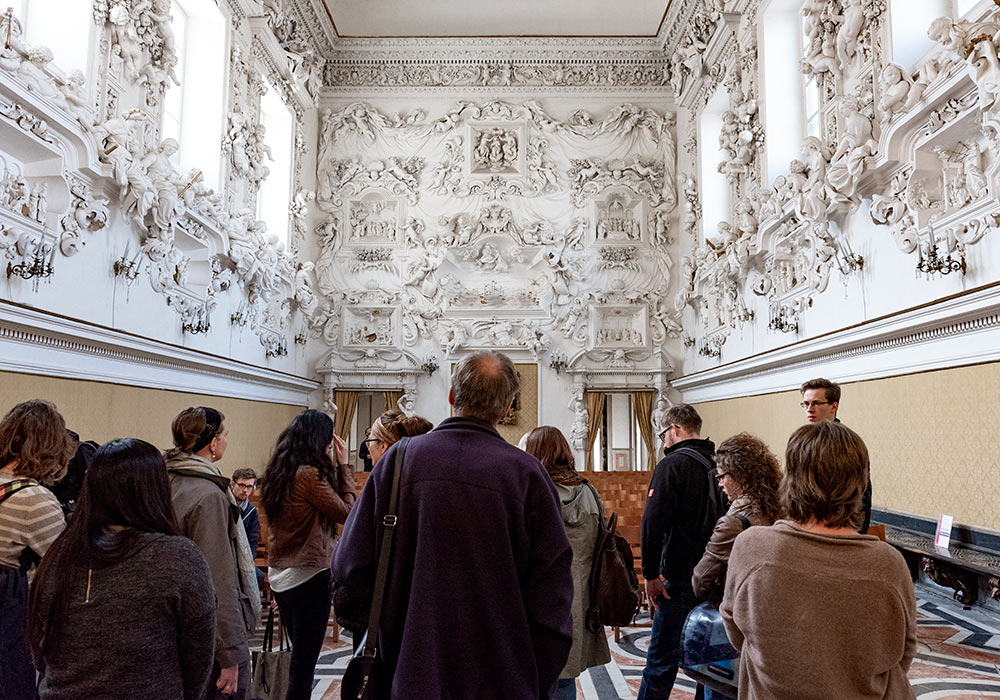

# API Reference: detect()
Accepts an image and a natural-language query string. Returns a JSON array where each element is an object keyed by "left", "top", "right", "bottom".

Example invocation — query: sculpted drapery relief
[{"left": 316, "top": 100, "right": 680, "bottom": 370}]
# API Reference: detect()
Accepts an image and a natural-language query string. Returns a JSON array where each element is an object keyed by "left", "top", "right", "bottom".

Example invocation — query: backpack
[
  {"left": 674, "top": 447, "right": 729, "bottom": 569},
  {"left": 583, "top": 482, "right": 641, "bottom": 632}
]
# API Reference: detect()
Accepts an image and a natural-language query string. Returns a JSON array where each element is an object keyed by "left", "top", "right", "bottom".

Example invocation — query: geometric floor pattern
[{"left": 250, "top": 584, "right": 1000, "bottom": 699}]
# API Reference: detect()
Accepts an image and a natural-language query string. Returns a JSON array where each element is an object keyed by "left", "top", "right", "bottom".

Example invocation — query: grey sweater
[{"left": 35, "top": 533, "right": 216, "bottom": 700}]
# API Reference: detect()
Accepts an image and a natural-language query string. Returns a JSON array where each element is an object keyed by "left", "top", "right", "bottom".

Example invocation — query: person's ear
[{"left": 448, "top": 387, "right": 455, "bottom": 406}]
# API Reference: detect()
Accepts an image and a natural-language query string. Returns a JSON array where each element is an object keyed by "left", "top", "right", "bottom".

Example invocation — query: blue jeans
[
  {"left": 638, "top": 587, "right": 700, "bottom": 700},
  {"left": 553, "top": 678, "right": 577, "bottom": 700}
]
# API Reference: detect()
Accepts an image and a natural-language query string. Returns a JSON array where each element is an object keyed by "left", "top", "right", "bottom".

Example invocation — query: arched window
[
  {"left": 162, "top": 0, "right": 227, "bottom": 191},
  {"left": 16, "top": 0, "right": 91, "bottom": 75},
  {"left": 256, "top": 83, "right": 295, "bottom": 247},
  {"left": 699, "top": 86, "right": 731, "bottom": 242}
]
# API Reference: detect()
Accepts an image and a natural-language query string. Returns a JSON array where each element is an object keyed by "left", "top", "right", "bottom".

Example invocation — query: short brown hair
[
  {"left": 0, "top": 400, "right": 75, "bottom": 484},
  {"left": 170, "top": 407, "right": 225, "bottom": 454},
  {"left": 451, "top": 352, "right": 520, "bottom": 424},
  {"left": 525, "top": 426, "right": 582, "bottom": 485},
  {"left": 715, "top": 432, "right": 783, "bottom": 522},
  {"left": 780, "top": 421, "right": 868, "bottom": 529},
  {"left": 800, "top": 378, "right": 841, "bottom": 404},
  {"left": 370, "top": 409, "right": 433, "bottom": 446},
  {"left": 661, "top": 403, "right": 702, "bottom": 434},
  {"left": 231, "top": 468, "right": 257, "bottom": 483}
]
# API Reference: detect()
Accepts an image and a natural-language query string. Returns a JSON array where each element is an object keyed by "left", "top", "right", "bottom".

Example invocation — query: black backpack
[{"left": 674, "top": 447, "right": 728, "bottom": 567}]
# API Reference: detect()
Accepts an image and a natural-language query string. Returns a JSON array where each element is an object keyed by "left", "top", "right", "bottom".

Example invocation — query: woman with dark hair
[
  {"left": 260, "top": 409, "right": 356, "bottom": 700},
  {"left": 28, "top": 439, "right": 216, "bottom": 700},
  {"left": 363, "top": 409, "right": 433, "bottom": 468},
  {"left": 721, "top": 421, "right": 916, "bottom": 699},
  {"left": 692, "top": 432, "right": 782, "bottom": 603},
  {"left": 0, "top": 399, "right": 75, "bottom": 700},
  {"left": 525, "top": 425, "right": 610, "bottom": 700},
  {"left": 166, "top": 406, "right": 257, "bottom": 700}
]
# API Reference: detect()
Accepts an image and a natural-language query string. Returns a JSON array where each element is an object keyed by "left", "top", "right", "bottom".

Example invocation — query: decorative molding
[
  {"left": 672, "top": 284, "right": 1000, "bottom": 403},
  {"left": 0, "top": 301, "right": 316, "bottom": 404}
]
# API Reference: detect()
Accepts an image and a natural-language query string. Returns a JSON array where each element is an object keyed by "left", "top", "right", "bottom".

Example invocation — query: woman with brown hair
[
  {"left": 692, "top": 432, "right": 783, "bottom": 603},
  {"left": 363, "top": 409, "right": 433, "bottom": 468},
  {"left": 525, "top": 425, "right": 610, "bottom": 700},
  {"left": 721, "top": 421, "right": 916, "bottom": 699},
  {"left": 0, "top": 399, "right": 75, "bottom": 700},
  {"left": 333, "top": 408, "right": 433, "bottom": 649},
  {"left": 165, "top": 406, "right": 257, "bottom": 700}
]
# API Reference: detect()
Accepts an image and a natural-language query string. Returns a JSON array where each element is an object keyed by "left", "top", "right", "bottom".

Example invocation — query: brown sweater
[
  {"left": 721, "top": 520, "right": 916, "bottom": 700},
  {"left": 267, "top": 464, "right": 355, "bottom": 568}
]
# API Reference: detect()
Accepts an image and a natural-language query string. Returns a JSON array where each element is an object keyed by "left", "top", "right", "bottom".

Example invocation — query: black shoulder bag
[{"left": 341, "top": 437, "right": 408, "bottom": 700}]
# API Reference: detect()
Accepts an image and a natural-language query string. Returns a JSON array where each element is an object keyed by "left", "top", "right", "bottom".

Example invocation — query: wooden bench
[{"left": 875, "top": 509, "right": 1000, "bottom": 606}]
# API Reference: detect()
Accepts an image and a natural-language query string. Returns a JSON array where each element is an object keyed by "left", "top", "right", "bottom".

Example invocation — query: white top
[{"left": 267, "top": 565, "right": 326, "bottom": 593}]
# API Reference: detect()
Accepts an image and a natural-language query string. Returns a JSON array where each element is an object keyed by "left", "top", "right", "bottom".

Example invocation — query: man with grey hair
[{"left": 333, "top": 351, "right": 573, "bottom": 700}]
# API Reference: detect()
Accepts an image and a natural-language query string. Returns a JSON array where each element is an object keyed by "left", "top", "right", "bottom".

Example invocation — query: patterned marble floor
[{"left": 250, "top": 584, "right": 1000, "bottom": 699}]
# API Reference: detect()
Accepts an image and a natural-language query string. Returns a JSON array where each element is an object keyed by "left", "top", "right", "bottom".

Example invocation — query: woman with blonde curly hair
[
  {"left": 0, "top": 399, "right": 75, "bottom": 699},
  {"left": 692, "top": 432, "right": 782, "bottom": 604}
]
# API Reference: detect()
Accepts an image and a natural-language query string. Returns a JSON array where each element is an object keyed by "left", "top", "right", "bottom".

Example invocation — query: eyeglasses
[
  {"left": 362, "top": 438, "right": 381, "bottom": 446},
  {"left": 800, "top": 401, "right": 832, "bottom": 409},
  {"left": 714, "top": 471, "right": 729, "bottom": 483},
  {"left": 232, "top": 481, "right": 255, "bottom": 490},
  {"left": 658, "top": 425, "right": 674, "bottom": 441}
]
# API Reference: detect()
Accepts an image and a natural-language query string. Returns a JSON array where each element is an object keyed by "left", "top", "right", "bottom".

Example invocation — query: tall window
[
  {"left": 699, "top": 86, "right": 731, "bottom": 242},
  {"left": 256, "top": 83, "right": 294, "bottom": 247},
  {"left": 17, "top": 0, "right": 91, "bottom": 75},
  {"left": 163, "top": 0, "right": 227, "bottom": 190},
  {"left": 760, "top": 0, "right": 811, "bottom": 185},
  {"left": 590, "top": 394, "right": 651, "bottom": 471}
]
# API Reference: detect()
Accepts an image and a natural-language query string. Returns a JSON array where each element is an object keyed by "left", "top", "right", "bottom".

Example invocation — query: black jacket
[{"left": 640, "top": 437, "right": 718, "bottom": 589}]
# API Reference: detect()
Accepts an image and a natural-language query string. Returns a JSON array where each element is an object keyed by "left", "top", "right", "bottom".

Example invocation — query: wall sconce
[
  {"left": 266, "top": 340, "right": 288, "bottom": 358},
  {"left": 548, "top": 351, "right": 568, "bottom": 373},
  {"left": 294, "top": 331, "right": 307, "bottom": 345},
  {"left": 683, "top": 336, "right": 696, "bottom": 348},
  {"left": 915, "top": 243, "right": 965, "bottom": 278},
  {"left": 182, "top": 318, "right": 211, "bottom": 335},
  {"left": 421, "top": 356, "right": 440, "bottom": 375},
  {"left": 230, "top": 301, "right": 249, "bottom": 327},
  {"left": 113, "top": 244, "right": 141, "bottom": 284},
  {"left": 7, "top": 246, "right": 53, "bottom": 284},
  {"left": 768, "top": 304, "right": 798, "bottom": 333}
]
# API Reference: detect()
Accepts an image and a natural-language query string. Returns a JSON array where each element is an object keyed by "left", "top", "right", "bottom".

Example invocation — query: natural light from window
[
  {"left": 760, "top": 0, "right": 807, "bottom": 186},
  {"left": 699, "top": 86, "right": 731, "bottom": 243},
  {"left": 889, "top": 0, "right": 952, "bottom": 69},
  {"left": 18, "top": 0, "right": 91, "bottom": 76},
  {"left": 163, "top": 0, "right": 227, "bottom": 191},
  {"left": 257, "top": 83, "right": 294, "bottom": 247}
]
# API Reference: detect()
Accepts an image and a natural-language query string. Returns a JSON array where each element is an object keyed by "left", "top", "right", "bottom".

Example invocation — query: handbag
[
  {"left": 249, "top": 607, "right": 291, "bottom": 700},
  {"left": 583, "top": 482, "right": 641, "bottom": 633},
  {"left": 341, "top": 437, "right": 408, "bottom": 700}
]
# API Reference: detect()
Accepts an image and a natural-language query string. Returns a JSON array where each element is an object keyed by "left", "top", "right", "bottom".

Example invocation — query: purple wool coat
[{"left": 332, "top": 416, "right": 574, "bottom": 700}]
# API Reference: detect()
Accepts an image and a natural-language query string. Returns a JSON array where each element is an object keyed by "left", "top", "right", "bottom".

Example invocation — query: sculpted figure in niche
[
  {"left": 835, "top": 0, "right": 866, "bottom": 72},
  {"left": 878, "top": 64, "right": 926, "bottom": 120},
  {"left": 964, "top": 144, "right": 988, "bottom": 200},
  {"left": 827, "top": 98, "right": 876, "bottom": 207},
  {"left": 796, "top": 138, "right": 830, "bottom": 222},
  {"left": 109, "top": 3, "right": 143, "bottom": 81}
]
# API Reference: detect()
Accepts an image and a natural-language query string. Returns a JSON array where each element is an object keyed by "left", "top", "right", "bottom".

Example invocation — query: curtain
[
  {"left": 584, "top": 391, "right": 606, "bottom": 471},
  {"left": 632, "top": 391, "right": 656, "bottom": 471},
  {"left": 333, "top": 390, "right": 359, "bottom": 441},
  {"left": 383, "top": 391, "right": 404, "bottom": 414}
]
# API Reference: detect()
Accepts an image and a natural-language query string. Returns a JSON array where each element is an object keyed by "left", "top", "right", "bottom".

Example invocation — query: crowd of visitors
[{"left": 0, "top": 360, "right": 915, "bottom": 700}]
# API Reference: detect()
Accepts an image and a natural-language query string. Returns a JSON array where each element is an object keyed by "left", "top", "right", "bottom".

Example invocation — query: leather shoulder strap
[
  {"left": 735, "top": 512, "right": 751, "bottom": 530},
  {"left": 362, "top": 436, "right": 409, "bottom": 655},
  {"left": 673, "top": 447, "right": 714, "bottom": 471}
]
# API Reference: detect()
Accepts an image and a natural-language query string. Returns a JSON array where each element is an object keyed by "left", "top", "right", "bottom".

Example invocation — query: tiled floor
[{"left": 251, "top": 585, "right": 1000, "bottom": 699}]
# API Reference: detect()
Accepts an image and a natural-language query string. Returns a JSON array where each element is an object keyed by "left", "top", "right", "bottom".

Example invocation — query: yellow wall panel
[
  {"left": 0, "top": 370, "right": 304, "bottom": 476},
  {"left": 692, "top": 361, "right": 1000, "bottom": 532}
]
